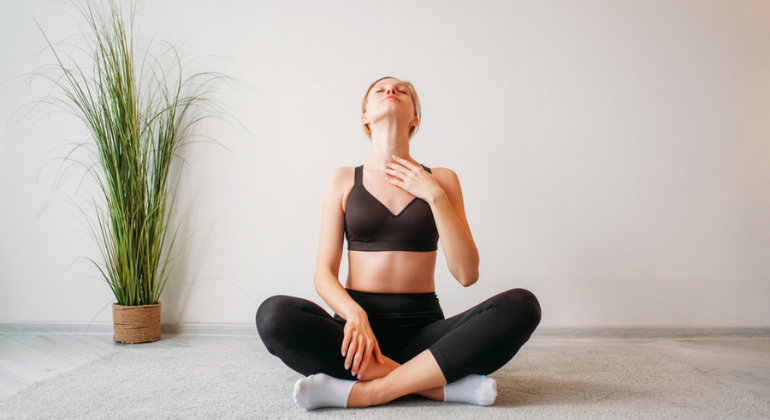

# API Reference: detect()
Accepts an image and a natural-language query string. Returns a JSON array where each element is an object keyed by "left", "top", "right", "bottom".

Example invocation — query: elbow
[
  {"left": 451, "top": 255, "right": 480, "bottom": 287},
  {"left": 458, "top": 269, "right": 479, "bottom": 287},
  {"left": 460, "top": 254, "right": 480, "bottom": 287},
  {"left": 461, "top": 275, "right": 479, "bottom": 288}
]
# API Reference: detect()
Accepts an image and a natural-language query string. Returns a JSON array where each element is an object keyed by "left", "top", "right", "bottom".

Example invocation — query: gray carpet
[{"left": 1, "top": 346, "right": 769, "bottom": 419}]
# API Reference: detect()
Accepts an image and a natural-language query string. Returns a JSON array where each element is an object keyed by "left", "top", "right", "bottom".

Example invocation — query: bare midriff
[{"left": 345, "top": 250, "right": 437, "bottom": 294}]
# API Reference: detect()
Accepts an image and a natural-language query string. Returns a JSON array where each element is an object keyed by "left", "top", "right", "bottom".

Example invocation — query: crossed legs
[{"left": 256, "top": 288, "right": 541, "bottom": 409}]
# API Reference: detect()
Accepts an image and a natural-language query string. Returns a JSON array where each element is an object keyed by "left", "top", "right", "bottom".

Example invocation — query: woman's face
[{"left": 363, "top": 78, "right": 418, "bottom": 130}]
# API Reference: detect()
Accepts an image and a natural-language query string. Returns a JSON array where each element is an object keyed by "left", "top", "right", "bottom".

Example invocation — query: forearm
[
  {"left": 427, "top": 191, "right": 480, "bottom": 286},
  {"left": 314, "top": 270, "right": 367, "bottom": 320}
]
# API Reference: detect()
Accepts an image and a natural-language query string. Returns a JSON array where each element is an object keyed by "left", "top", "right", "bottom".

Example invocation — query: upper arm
[
  {"left": 434, "top": 167, "right": 474, "bottom": 238},
  {"left": 314, "top": 167, "right": 354, "bottom": 280}
]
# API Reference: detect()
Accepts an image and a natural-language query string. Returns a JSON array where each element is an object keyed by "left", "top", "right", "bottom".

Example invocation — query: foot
[
  {"left": 293, "top": 373, "right": 356, "bottom": 410},
  {"left": 443, "top": 374, "right": 497, "bottom": 406}
]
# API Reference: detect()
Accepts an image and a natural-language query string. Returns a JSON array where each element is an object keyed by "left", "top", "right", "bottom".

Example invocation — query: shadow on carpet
[{"left": 1, "top": 345, "right": 769, "bottom": 419}]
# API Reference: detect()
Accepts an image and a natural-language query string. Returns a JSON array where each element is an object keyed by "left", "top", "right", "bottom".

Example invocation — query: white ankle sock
[
  {"left": 443, "top": 374, "right": 497, "bottom": 406},
  {"left": 293, "top": 373, "right": 356, "bottom": 410}
]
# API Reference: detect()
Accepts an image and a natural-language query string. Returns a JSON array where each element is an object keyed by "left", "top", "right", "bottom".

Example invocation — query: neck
[{"left": 366, "top": 123, "right": 415, "bottom": 168}]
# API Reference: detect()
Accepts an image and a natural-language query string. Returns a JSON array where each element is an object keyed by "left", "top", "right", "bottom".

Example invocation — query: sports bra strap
[{"left": 354, "top": 165, "right": 363, "bottom": 185}]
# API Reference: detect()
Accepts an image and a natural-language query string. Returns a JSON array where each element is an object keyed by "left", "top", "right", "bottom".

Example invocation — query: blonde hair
[{"left": 361, "top": 76, "right": 421, "bottom": 139}]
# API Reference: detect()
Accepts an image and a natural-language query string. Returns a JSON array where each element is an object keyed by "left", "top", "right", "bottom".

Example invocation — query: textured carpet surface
[{"left": 2, "top": 346, "right": 769, "bottom": 419}]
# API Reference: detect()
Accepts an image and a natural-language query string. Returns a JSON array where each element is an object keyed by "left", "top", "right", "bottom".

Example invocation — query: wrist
[
  {"left": 341, "top": 305, "right": 367, "bottom": 322},
  {"left": 426, "top": 188, "right": 449, "bottom": 207}
]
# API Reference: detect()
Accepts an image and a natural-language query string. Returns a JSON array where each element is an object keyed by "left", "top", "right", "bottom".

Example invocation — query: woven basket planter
[{"left": 112, "top": 302, "right": 161, "bottom": 344}]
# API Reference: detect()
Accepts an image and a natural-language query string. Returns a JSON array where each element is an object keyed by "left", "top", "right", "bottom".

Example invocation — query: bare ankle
[
  {"left": 418, "top": 387, "right": 444, "bottom": 401},
  {"left": 348, "top": 380, "right": 387, "bottom": 407},
  {"left": 347, "top": 381, "right": 371, "bottom": 407}
]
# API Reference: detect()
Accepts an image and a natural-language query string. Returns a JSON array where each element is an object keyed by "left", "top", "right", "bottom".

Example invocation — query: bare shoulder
[
  {"left": 429, "top": 166, "right": 462, "bottom": 191},
  {"left": 429, "top": 166, "right": 469, "bottom": 219},
  {"left": 327, "top": 166, "right": 355, "bottom": 187},
  {"left": 325, "top": 166, "right": 356, "bottom": 210}
]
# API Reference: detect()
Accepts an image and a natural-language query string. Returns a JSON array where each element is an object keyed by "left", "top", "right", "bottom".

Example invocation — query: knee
[
  {"left": 500, "top": 288, "right": 541, "bottom": 330},
  {"left": 255, "top": 295, "right": 293, "bottom": 341}
]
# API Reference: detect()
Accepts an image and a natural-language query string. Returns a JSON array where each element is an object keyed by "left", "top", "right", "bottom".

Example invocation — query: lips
[{"left": 382, "top": 95, "right": 399, "bottom": 102}]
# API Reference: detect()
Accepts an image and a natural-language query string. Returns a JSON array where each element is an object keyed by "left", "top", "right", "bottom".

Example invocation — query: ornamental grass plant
[{"left": 35, "top": 0, "right": 225, "bottom": 306}]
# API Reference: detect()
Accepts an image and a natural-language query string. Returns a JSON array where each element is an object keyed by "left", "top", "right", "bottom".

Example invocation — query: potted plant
[{"left": 37, "top": 0, "right": 224, "bottom": 343}]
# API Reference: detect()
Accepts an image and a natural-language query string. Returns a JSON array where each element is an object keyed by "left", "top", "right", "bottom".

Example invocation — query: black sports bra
[{"left": 344, "top": 165, "right": 439, "bottom": 252}]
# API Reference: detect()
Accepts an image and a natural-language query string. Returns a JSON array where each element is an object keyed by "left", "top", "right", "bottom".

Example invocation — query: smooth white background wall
[{"left": 1, "top": 0, "right": 769, "bottom": 327}]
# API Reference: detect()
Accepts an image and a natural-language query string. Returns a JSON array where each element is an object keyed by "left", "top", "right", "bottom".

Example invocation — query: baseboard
[
  {"left": 160, "top": 323, "right": 257, "bottom": 335},
  {"left": 533, "top": 326, "right": 770, "bottom": 338},
  {"left": 1, "top": 322, "right": 769, "bottom": 338},
  {"left": 0, "top": 322, "right": 257, "bottom": 335}
]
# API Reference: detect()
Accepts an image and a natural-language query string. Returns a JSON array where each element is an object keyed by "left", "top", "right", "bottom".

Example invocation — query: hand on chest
[{"left": 361, "top": 169, "right": 417, "bottom": 216}]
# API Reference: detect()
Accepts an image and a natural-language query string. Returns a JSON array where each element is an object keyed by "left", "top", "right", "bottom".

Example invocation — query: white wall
[{"left": 1, "top": 0, "right": 769, "bottom": 327}]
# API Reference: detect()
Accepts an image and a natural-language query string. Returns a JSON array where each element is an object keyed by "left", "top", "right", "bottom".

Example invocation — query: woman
[{"left": 256, "top": 77, "right": 541, "bottom": 410}]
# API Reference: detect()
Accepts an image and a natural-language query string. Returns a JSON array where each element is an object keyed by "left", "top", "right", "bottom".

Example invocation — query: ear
[
  {"left": 361, "top": 113, "right": 368, "bottom": 125},
  {"left": 410, "top": 116, "right": 419, "bottom": 127}
]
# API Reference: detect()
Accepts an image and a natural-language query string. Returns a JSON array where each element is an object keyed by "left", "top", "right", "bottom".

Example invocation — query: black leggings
[{"left": 255, "top": 288, "right": 541, "bottom": 384}]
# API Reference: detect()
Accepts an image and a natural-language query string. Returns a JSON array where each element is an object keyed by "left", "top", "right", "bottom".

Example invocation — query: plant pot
[{"left": 112, "top": 302, "right": 161, "bottom": 344}]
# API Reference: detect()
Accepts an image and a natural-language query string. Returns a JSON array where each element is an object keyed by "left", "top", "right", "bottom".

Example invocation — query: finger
[
  {"left": 358, "top": 339, "right": 373, "bottom": 378},
  {"left": 383, "top": 167, "right": 407, "bottom": 181},
  {"left": 351, "top": 338, "right": 363, "bottom": 376},
  {"left": 345, "top": 338, "right": 358, "bottom": 370},
  {"left": 391, "top": 155, "right": 420, "bottom": 172},
  {"left": 383, "top": 161, "right": 409, "bottom": 179},
  {"left": 385, "top": 159, "right": 415, "bottom": 178},
  {"left": 341, "top": 331, "right": 351, "bottom": 357},
  {"left": 373, "top": 341, "right": 384, "bottom": 365},
  {"left": 383, "top": 175, "right": 403, "bottom": 187}
]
